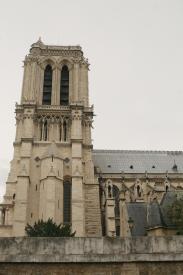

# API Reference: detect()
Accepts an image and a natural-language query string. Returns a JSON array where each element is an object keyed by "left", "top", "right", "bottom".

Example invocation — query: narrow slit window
[
  {"left": 43, "top": 120, "right": 48, "bottom": 141},
  {"left": 43, "top": 65, "right": 52, "bottom": 105},
  {"left": 63, "top": 181, "right": 72, "bottom": 223},
  {"left": 63, "top": 121, "right": 67, "bottom": 141},
  {"left": 59, "top": 122, "right": 62, "bottom": 141},
  {"left": 60, "top": 65, "right": 69, "bottom": 105}
]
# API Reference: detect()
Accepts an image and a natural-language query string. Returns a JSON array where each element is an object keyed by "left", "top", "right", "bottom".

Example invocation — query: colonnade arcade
[{"left": 37, "top": 115, "right": 70, "bottom": 142}]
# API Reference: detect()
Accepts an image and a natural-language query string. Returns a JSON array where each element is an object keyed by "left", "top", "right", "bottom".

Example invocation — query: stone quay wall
[{"left": 0, "top": 236, "right": 183, "bottom": 274}]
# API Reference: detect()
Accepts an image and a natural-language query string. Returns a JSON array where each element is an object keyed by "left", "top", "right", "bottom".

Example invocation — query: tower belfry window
[
  {"left": 43, "top": 65, "right": 52, "bottom": 105},
  {"left": 60, "top": 65, "right": 69, "bottom": 105}
]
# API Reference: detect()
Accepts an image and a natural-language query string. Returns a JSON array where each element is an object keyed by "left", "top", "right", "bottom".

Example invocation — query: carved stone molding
[
  {"left": 16, "top": 113, "right": 35, "bottom": 120},
  {"left": 82, "top": 118, "right": 93, "bottom": 127},
  {"left": 24, "top": 55, "right": 40, "bottom": 65},
  {"left": 35, "top": 114, "right": 71, "bottom": 124},
  {"left": 73, "top": 113, "right": 83, "bottom": 120}
]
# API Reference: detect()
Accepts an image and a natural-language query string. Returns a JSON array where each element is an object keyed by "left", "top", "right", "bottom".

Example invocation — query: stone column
[
  {"left": 15, "top": 116, "right": 23, "bottom": 142},
  {"left": 105, "top": 198, "right": 116, "bottom": 237},
  {"left": 73, "top": 63, "right": 79, "bottom": 102},
  {"left": 71, "top": 108, "right": 84, "bottom": 236},
  {"left": 85, "top": 123, "right": 92, "bottom": 145},
  {"left": 13, "top": 104, "right": 35, "bottom": 236},
  {"left": 119, "top": 192, "right": 131, "bottom": 237},
  {"left": 38, "top": 68, "right": 44, "bottom": 105},
  {"left": 69, "top": 68, "right": 73, "bottom": 104},
  {"left": 52, "top": 67, "right": 60, "bottom": 105},
  {"left": 79, "top": 64, "right": 89, "bottom": 106},
  {"left": 21, "top": 61, "right": 31, "bottom": 102},
  {"left": 13, "top": 166, "right": 30, "bottom": 236},
  {"left": 21, "top": 63, "right": 27, "bottom": 103},
  {"left": 35, "top": 65, "right": 43, "bottom": 104},
  {"left": 29, "top": 61, "right": 37, "bottom": 100}
]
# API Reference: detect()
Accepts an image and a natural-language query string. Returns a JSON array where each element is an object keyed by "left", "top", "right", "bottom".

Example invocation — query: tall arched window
[
  {"left": 43, "top": 120, "right": 48, "bottom": 141},
  {"left": 63, "top": 180, "right": 72, "bottom": 223},
  {"left": 60, "top": 65, "right": 69, "bottom": 105},
  {"left": 113, "top": 185, "right": 120, "bottom": 236},
  {"left": 42, "top": 65, "right": 52, "bottom": 105}
]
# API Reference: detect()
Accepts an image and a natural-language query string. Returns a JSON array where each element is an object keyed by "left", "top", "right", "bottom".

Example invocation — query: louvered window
[
  {"left": 63, "top": 181, "right": 72, "bottom": 223},
  {"left": 60, "top": 65, "right": 69, "bottom": 105},
  {"left": 43, "top": 65, "right": 52, "bottom": 105}
]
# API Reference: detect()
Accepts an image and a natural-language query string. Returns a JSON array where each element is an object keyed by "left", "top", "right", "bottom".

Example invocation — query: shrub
[{"left": 25, "top": 218, "right": 76, "bottom": 237}]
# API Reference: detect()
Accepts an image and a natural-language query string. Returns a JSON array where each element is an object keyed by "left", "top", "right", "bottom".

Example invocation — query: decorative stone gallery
[{"left": 1, "top": 39, "right": 183, "bottom": 238}]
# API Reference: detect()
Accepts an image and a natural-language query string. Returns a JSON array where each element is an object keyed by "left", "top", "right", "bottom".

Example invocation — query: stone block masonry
[{"left": 0, "top": 237, "right": 183, "bottom": 274}]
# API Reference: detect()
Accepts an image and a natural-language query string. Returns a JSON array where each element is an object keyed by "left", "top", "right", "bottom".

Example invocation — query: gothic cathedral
[{"left": 1, "top": 39, "right": 183, "bottom": 238}]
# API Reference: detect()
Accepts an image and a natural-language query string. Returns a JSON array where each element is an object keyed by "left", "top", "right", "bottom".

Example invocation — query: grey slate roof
[
  {"left": 126, "top": 203, "right": 147, "bottom": 236},
  {"left": 126, "top": 202, "right": 165, "bottom": 236},
  {"left": 126, "top": 191, "right": 183, "bottom": 236},
  {"left": 93, "top": 149, "right": 183, "bottom": 174},
  {"left": 147, "top": 202, "right": 163, "bottom": 228}
]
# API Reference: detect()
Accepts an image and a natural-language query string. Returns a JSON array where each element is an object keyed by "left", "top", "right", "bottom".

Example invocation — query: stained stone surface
[
  {"left": 0, "top": 263, "right": 183, "bottom": 275},
  {"left": 0, "top": 237, "right": 183, "bottom": 274}
]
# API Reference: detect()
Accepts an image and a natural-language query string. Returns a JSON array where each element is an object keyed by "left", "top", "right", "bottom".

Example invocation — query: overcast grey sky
[{"left": 0, "top": 0, "right": 183, "bottom": 199}]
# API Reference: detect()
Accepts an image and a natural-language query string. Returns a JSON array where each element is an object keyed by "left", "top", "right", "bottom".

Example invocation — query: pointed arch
[
  {"left": 42, "top": 65, "right": 52, "bottom": 105},
  {"left": 60, "top": 65, "right": 69, "bottom": 105}
]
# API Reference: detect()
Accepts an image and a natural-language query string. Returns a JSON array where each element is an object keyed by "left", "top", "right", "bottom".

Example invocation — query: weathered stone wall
[
  {"left": 0, "top": 237, "right": 183, "bottom": 274},
  {"left": 0, "top": 263, "right": 183, "bottom": 275}
]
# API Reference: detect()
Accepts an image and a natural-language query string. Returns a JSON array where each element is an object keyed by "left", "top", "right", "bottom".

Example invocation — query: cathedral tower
[{"left": 0, "top": 39, "right": 101, "bottom": 237}]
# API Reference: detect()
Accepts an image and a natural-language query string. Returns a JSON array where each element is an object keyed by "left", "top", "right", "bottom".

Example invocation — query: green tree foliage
[
  {"left": 25, "top": 218, "right": 76, "bottom": 237},
  {"left": 167, "top": 198, "right": 183, "bottom": 235}
]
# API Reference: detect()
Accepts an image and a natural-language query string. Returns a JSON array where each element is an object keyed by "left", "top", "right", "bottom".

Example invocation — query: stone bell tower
[{"left": 0, "top": 39, "right": 101, "bottom": 237}]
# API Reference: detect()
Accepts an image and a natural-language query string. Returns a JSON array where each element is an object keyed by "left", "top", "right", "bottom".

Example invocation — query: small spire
[{"left": 31, "top": 37, "right": 44, "bottom": 48}]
